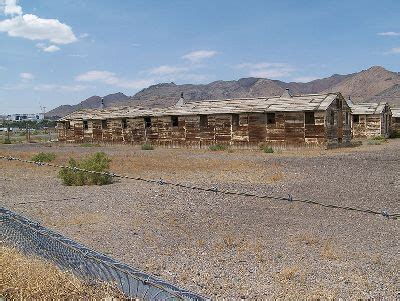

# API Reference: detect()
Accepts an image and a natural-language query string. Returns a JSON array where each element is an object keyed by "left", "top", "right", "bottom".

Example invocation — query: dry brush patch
[{"left": 0, "top": 246, "right": 125, "bottom": 299}]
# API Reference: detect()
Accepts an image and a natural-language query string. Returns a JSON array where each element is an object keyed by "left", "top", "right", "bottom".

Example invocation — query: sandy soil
[{"left": 1, "top": 141, "right": 399, "bottom": 299}]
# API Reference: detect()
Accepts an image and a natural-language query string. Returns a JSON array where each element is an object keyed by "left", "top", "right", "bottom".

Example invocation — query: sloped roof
[
  {"left": 60, "top": 92, "right": 340, "bottom": 121},
  {"left": 391, "top": 107, "right": 400, "bottom": 118},
  {"left": 349, "top": 102, "right": 388, "bottom": 115}
]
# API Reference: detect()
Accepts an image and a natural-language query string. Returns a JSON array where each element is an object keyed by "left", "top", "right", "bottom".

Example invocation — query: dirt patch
[{"left": 0, "top": 140, "right": 399, "bottom": 298}]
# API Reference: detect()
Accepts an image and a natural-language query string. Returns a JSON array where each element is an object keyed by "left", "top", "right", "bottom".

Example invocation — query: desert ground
[{"left": 0, "top": 140, "right": 399, "bottom": 299}]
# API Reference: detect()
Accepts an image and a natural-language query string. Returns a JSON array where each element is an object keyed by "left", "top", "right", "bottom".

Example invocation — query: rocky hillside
[
  {"left": 47, "top": 92, "right": 129, "bottom": 118},
  {"left": 47, "top": 66, "right": 400, "bottom": 117}
]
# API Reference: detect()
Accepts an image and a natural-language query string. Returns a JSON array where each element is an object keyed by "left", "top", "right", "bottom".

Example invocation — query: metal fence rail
[{"left": 0, "top": 207, "right": 208, "bottom": 301}]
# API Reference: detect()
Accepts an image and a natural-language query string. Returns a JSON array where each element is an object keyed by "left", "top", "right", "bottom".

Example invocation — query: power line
[{"left": 1, "top": 155, "right": 398, "bottom": 219}]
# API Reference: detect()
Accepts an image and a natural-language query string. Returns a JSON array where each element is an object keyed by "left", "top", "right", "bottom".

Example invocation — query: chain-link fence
[{"left": 0, "top": 207, "right": 208, "bottom": 300}]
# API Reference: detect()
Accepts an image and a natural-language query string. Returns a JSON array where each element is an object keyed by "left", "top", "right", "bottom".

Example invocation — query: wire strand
[{"left": 1, "top": 155, "right": 398, "bottom": 219}]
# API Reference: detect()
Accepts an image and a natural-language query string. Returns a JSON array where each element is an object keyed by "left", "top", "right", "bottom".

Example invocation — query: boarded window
[
  {"left": 232, "top": 114, "right": 239, "bottom": 126},
  {"left": 171, "top": 116, "right": 179, "bottom": 127},
  {"left": 305, "top": 112, "right": 315, "bottom": 125},
  {"left": 83, "top": 120, "right": 88, "bottom": 130},
  {"left": 66, "top": 121, "right": 71, "bottom": 129},
  {"left": 345, "top": 112, "right": 349, "bottom": 125},
  {"left": 200, "top": 115, "right": 208, "bottom": 129},
  {"left": 394, "top": 117, "right": 400, "bottom": 123},
  {"left": 266, "top": 113, "right": 276, "bottom": 125},
  {"left": 102, "top": 120, "right": 107, "bottom": 129},
  {"left": 122, "top": 118, "right": 127, "bottom": 129},
  {"left": 353, "top": 115, "right": 360, "bottom": 123},
  {"left": 330, "top": 111, "right": 335, "bottom": 125},
  {"left": 337, "top": 99, "right": 342, "bottom": 109},
  {"left": 144, "top": 117, "right": 152, "bottom": 128}
]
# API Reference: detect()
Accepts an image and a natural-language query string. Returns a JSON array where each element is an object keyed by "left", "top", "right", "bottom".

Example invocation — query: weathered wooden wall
[
  {"left": 58, "top": 106, "right": 352, "bottom": 148},
  {"left": 325, "top": 95, "right": 352, "bottom": 147},
  {"left": 351, "top": 108, "right": 391, "bottom": 138},
  {"left": 392, "top": 117, "right": 400, "bottom": 132}
]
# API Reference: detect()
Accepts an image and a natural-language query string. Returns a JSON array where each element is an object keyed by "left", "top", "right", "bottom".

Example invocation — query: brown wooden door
[{"left": 248, "top": 113, "right": 267, "bottom": 143}]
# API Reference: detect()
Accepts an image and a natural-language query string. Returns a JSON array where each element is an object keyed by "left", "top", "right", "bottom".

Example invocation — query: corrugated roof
[
  {"left": 349, "top": 102, "right": 388, "bottom": 115},
  {"left": 391, "top": 107, "right": 400, "bottom": 118},
  {"left": 60, "top": 93, "right": 340, "bottom": 121}
]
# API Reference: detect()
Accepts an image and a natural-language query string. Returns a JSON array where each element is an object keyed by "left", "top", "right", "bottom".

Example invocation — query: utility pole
[
  {"left": 6, "top": 120, "right": 10, "bottom": 142},
  {"left": 26, "top": 122, "right": 29, "bottom": 142}
]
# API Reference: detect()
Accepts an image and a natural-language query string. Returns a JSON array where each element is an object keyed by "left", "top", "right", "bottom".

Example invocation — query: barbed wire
[{"left": 1, "top": 155, "right": 398, "bottom": 219}]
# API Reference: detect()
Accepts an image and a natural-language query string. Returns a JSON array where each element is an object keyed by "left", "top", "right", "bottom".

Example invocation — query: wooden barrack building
[
  {"left": 391, "top": 107, "right": 400, "bottom": 133},
  {"left": 347, "top": 101, "right": 392, "bottom": 138},
  {"left": 57, "top": 91, "right": 351, "bottom": 148}
]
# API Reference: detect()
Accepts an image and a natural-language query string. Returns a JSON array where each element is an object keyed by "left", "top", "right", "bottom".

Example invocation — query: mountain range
[{"left": 46, "top": 66, "right": 400, "bottom": 118}]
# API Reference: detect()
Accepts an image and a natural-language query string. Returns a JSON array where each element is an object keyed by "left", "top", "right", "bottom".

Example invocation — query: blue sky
[{"left": 1, "top": 0, "right": 400, "bottom": 114}]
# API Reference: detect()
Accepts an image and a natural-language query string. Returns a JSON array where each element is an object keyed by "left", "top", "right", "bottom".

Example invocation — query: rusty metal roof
[
  {"left": 349, "top": 102, "right": 388, "bottom": 115},
  {"left": 60, "top": 92, "right": 340, "bottom": 121}
]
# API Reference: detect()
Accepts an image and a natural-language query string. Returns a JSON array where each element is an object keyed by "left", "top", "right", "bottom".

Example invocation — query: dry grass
[
  {"left": 0, "top": 146, "right": 285, "bottom": 184},
  {"left": 40, "top": 212, "right": 105, "bottom": 229},
  {"left": 278, "top": 266, "right": 300, "bottom": 281},
  {"left": 0, "top": 246, "right": 125, "bottom": 299},
  {"left": 320, "top": 241, "right": 340, "bottom": 260},
  {"left": 268, "top": 171, "right": 285, "bottom": 182},
  {"left": 297, "top": 233, "right": 319, "bottom": 245}
]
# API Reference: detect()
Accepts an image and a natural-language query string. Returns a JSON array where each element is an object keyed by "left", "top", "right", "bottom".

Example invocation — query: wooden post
[{"left": 6, "top": 121, "right": 10, "bottom": 142}]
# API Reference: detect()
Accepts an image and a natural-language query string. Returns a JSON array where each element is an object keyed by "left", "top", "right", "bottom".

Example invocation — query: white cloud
[
  {"left": 2, "top": 0, "right": 22, "bottom": 16},
  {"left": 68, "top": 54, "right": 88, "bottom": 58},
  {"left": 75, "top": 70, "right": 117, "bottom": 83},
  {"left": 236, "top": 62, "right": 295, "bottom": 78},
  {"left": 79, "top": 33, "right": 89, "bottom": 38},
  {"left": 34, "top": 84, "right": 88, "bottom": 92},
  {"left": 182, "top": 50, "right": 217, "bottom": 63},
  {"left": 75, "top": 70, "right": 155, "bottom": 90},
  {"left": 36, "top": 43, "right": 60, "bottom": 52},
  {"left": 292, "top": 76, "right": 318, "bottom": 83},
  {"left": 20, "top": 72, "right": 34, "bottom": 80},
  {"left": 43, "top": 45, "right": 60, "bottom": 52},
  {"left": 0, "top": 14, "right": 77, "bottom": 44},
  {"left": 0, "top": 82, "right": 28, "bottom": 90},
  {"left": 377, "top": 32, "right": 400, "bottom": 36},
  {"left": 389, "top": 47, "right": 400, "bottom": 54},
  {"left": 148, "top": 65, "right": 188, "bottom": 75}
]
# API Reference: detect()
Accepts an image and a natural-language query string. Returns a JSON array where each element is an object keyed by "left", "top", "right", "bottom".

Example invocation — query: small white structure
[{"left": 6, "top": 113, "right": 44, "bottom": 121}]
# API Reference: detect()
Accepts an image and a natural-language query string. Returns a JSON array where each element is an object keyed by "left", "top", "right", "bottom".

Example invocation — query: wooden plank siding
[
  {"left": 57, "top": 93, "right": 353, "bottom": 148},
  {"left": 350, "top": 103, "right": 392, "bottom": 138},
  {"left": 58, "top": 110, "right": 350, "bottom": 148},
  {"left": 324, "top": 96, "right": 352, "bottom": 146},
  {"left": 392, "top": 116, "right": 400, "bottom": 132}
]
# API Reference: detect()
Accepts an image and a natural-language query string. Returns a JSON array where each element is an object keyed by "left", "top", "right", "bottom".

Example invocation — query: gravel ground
[{"left": 0, "top": 141, "right": 399, "bottom": 299}]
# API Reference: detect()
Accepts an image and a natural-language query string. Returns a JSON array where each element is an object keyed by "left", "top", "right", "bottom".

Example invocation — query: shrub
[
  {"left": 141, "top": 143, "right": 154, "bottom": 150},
  {"left": 31, "top": 152, "right": 56, "bottom": 162},
  {"left": 3, "top": 137, "right": 11, "bottom": 144},
  {"left": 368, "top": 135, "right": 387, "bottom": 145},
  {"left": 390, "top": 130, "right": 400, "bottom": 139},
  {"left": 261, "top": 146, "right": 274, "bottom": 153},
  {"left": 209, "top": 144, "right": 226, "bottom": 151},
  {"left": 370, "top": 135, "right": 386, "bottom": 141},
  {"left": 80, "top": 143, "right": 100, "bottom": 147},
  {"left": 58, "top": 152, "right": 113, "bottom": 186}
]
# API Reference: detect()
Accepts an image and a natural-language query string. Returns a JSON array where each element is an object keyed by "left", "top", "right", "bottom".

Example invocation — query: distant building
[
  {"left": 391, "top": 108, "right": 400, "bottom": 133},
  {"left": 57, "top": 91, "right": 352, "bottom": 148},
  {"left": 347, "top": 102, "right": 392, "bottom": 138},
  {"left": 6, "top": 113, "right": 44, "bottom": 121}
]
